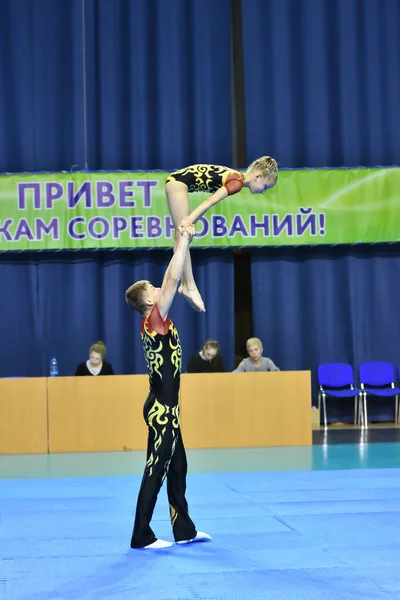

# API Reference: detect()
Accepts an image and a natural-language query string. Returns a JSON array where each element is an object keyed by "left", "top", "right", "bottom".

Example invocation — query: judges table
[
  {"left": 0, "top": 371, "right": 312, "bottom": 454},
  {"left": 0, "top": 377, "right": 48, "bottom": 454}
]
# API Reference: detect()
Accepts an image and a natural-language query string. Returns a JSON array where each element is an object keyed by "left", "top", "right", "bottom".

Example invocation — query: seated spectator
[
  {"left": 187, "top": 339, "right": 225, "bottom": 373},
  {"left": 75, "top": 341, "right": 115, "bottom": 376},
  {"left": 233, "top": 337, "right": 279, "bottom": 372}
]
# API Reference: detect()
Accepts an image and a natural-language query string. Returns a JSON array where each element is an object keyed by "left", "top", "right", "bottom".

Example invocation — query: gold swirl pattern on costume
[
  {"left": 147, "top": 400, "right": 169, "bottom": 473},
  {"left": 191, "top": 164, "right": 214, "bottom": 193},
  {"left": 142, "top": 334, "right": 163, "bottom": 378},
  {"left": 171, "top": 404, "right": 180, "bottom": 429},
  {"left": 169, "top": 164, "right": 229, "bottom": 193},
  {"left": 143, "top": 319, "right": 157, "bottom": 338},
  {"left": 169, "top": 504, "right": 178, "bottom": 527},
  {"left": 169, "top": 338, "right": 182, "bottom": 377},
  {"left": 148, "top": 399, "right": 170, "bottom": 427},
  {"left": 168, "top": 321, "right": 182, "bottom": 376},
  {"left": 169, "top": 321, "right": 179, "bottom": 339},
  {"left": 154, "top": 425, "right": 166, "bottom": 453},
  {"left": 146, "top": 453, "right": 154, "bottom": 477},
  {"left": 146, "top": 399, "right": 180, "bottom": 478},
  {"left": 161, "top": 432, "right": 178, "bottom": 484}
]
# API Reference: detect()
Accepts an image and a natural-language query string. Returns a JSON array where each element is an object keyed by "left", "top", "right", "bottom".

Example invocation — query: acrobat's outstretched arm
[{"left": 157, "top": 224, "right": 195, "bottom": 320}]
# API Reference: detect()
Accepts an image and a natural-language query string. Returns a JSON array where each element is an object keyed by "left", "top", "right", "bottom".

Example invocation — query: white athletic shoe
[
  {"left": 143, "top": 539, "right": 173, "bottom": 549},
  {"left": 176, "top": 531, "right": 212, "bottom": 545}
]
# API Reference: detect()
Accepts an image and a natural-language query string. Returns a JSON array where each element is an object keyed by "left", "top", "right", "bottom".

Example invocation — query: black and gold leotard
[
  {"left": 141, "top": 304, "right": 182, "bottom": 405},
  {"left": 166, "top": 164, "right": 244, "bottom": 194}
]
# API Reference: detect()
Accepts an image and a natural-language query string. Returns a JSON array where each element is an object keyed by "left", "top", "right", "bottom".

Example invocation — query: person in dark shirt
[
  {"left": 74, "top": 341, "right": 114, "bottom": 376},
  {"left": 125, "top": 222, "right": 211, "bottom": 550},
  {"left": 187, "top": 339, "right": 225, "bottom": 373}
]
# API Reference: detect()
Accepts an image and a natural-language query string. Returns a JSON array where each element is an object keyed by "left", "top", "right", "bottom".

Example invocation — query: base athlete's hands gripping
[
  {"left": 179, "top": 221, "right": 195, "bottom": 242},
  {"left": 178, "top": 216, "right": 193, "bottom": 234}
]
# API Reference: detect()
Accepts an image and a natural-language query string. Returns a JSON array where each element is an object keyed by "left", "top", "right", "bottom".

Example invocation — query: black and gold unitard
[
  {"left": 166, "top": 164, "right": 244, "bottom": 195},
  {"left": 130, "top": 304, "right": 196, "bottom": 548}
]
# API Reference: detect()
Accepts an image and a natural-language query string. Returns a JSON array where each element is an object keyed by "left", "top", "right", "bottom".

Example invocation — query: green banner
[{"left": 0, "top": 168, "right": 399, "bottom": 250}]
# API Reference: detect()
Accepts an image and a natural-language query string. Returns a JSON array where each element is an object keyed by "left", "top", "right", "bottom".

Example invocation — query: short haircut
[
  {"left": 125, "top": 280, "right": 149, "bottom": 314},
  {"left": 246, "top": 337, "right": 263, "bottom": 353}
]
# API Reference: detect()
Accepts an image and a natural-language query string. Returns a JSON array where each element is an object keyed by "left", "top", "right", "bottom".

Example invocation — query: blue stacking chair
[
  {"left": 318, "top": 363, "right": 362, "bottom": 428},
  {"left": 359, "top": 362, "right": 400, "bottom": 426}
]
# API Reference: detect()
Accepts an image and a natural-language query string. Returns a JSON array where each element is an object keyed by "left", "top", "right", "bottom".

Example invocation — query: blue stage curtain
[
  {"left": 0, "top": 0, "right": 85, "bottom": 173},
  {"left": 35, "top": 251, "right": 168, "bottom": 377},
  {"left": 251, "top": 245, "right": 400, "bottom": 422},
  {"left": 0, "top": 0, "right": 232, "bottom": 174},
  {"left": 241, "top": 0, "right": 400, "bottom": 168},
  {"left": 82, "top": 0, "right": 233, "bottom": 170},
  {"left": 0, "top": 255, "right": 44, "bottom": 377},
  {"left": 3, "top": 0, "right": 400, "bottom": 173},
  {"left": 0, "top": 250, "right": 234, "bottom": 378},
  {"left": 169, "top": 250, "right": 235, "bottom": 373}
]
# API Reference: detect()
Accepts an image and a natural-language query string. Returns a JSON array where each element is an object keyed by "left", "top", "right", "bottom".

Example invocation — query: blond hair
[
  {"left": 125, "top": 280, "right": 149, "bottom": 314},
  {"left": 89, "top": 340, "right": 106, "bottom": 357},
  {"left": 247, "top": 156, "right": 278, "bottom": 180},
  {"left": 246, "top": 337, "right": 263, "bottom": 353}
]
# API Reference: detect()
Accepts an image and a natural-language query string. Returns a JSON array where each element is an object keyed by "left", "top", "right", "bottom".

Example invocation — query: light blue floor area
[
  {"left": 1, "top": 445, "right": 400, "bottom": 599},
  {"left": 1, "top": 441, "right": 400, "bottom": 479}
]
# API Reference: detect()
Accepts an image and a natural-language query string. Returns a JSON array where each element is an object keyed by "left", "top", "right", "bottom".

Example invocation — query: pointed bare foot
[{"left": 178, "top": 285, "right": 206, "bottom": 312}]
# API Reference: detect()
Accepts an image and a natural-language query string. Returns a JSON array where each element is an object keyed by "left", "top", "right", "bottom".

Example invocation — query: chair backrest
[
  {"left": 359, "top": 361, "right": 394, "bottom": 387},
  {"left": 318, "top": 363, "right": 355, "bottom": 388}
]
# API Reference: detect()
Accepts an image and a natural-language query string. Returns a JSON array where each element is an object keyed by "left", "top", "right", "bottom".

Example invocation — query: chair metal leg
[
  {"left": 363, "top": 392, "right": 368, "bottom": 428},
  {"left": 358, "top": 393, "right": 364, "bottom": 427},
  {"left": 354, "top": 395, "right": 358, "bottom": 425},
  {"left": 322, "top": 393, "right": 327, "bottom": 428},
  {"left": 358, "top": 392, "right": 365, "bottom": 427},
  {"left": 395, "top": 395, "right": 399, "bottom": 425}
]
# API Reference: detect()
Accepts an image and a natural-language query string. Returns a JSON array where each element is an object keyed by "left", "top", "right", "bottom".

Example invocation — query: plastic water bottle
[{"left": 49, "top": 357, "right": 59, "bottom": 377}]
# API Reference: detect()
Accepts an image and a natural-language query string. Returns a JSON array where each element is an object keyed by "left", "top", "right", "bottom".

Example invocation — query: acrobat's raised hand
[{"left": 179, "top": 221, "right": 195, "bottom": 242}]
